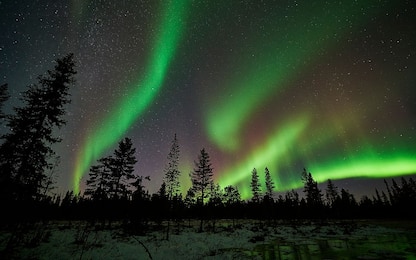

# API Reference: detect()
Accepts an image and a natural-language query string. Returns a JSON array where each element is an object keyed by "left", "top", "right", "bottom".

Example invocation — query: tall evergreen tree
[
  {"left": 0, "top": 53, "right": 76, "bottom": 201},
  {"left": 264, "top": 167, "right": 275, "bottom": 200},
  {"left": 85, "top": 156, "right": 112, "bottom": 200},
  {"left": 164, "top": 134, "right": 181, "bottom": 200},
  {"left": 301, "top": 168, "right": 323, "bottom": 207},
  {"left": 250, "top": 168, "right": 261, "bottom": 203},
  {"left": 325, "top": 179, "right": 339, "bottom": 207},
  {"left": 190, "top": 148, "right": 213, "bottom": 232},
  {"left": 190, "top": 148, "right": 213, "bottom": 205},
  {"left": 109, "top": 137, "right": 137, "bottom": 199}
]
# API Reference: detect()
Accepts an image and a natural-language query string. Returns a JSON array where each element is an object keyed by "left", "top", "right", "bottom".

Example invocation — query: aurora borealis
[
  {"left": 73, "top": 0, "right": 189, "bottom": 194},
  {"left": 1, "top": 1, "right": 415, "bottom": 199}
]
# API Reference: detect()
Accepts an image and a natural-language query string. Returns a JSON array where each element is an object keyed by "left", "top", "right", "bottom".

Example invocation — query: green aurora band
[
  {"left": 73, "top": 0, "right": 189, "bottom": 193},
  {"left": 203, "top": 0, "right": 416, "bottom": 199},
  {"left": 205, "top": 1, "right": 392, "bottom": 152},
  {"left": 217, "top": 116, "right": 310, "bottom": 199},
  {"left": 218, "top": 107, "right": 416, "bottom": 199}
]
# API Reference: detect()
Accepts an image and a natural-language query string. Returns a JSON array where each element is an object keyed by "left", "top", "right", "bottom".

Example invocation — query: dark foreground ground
[{"left": 1, "top": 219, "right": 415, "bottom": 259}]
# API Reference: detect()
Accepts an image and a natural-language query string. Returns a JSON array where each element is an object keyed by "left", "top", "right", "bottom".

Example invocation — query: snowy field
[{"left": 1, "top": 219, "right": 415, "bottom": 259}]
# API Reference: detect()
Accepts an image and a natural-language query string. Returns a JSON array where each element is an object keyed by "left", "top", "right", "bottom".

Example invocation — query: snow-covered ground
[{"left": 1, "top": 219, "right": 415, "bottom": 259}]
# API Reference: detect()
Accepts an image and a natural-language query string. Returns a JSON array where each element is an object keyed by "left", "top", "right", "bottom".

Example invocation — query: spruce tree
[
  {"left": 190, "top": 148, "right": 213, "bottom": 232},
  {"left": 325, "top": 179, "right": 339, "bottom": 207},
  {"left": 250, "top": 168, "right": 261, "bottom": 203},
  {"left": 0, "top": 53, "right": 76, "bottom": 202},
  {"left": 85, "top": 157, "right": 112, "bottom": 200},
  {"left": 190, "top": 148, "right": 214, "bottom": 205},
  {"left": 301, "top": 168, "right": 323, "bottom": 207},
  {"left": 109, "top": 137, "right": 137, "bottom": 199},
  {"left": 264, "top": 167, "right": 275, "bottom": 200},
  {"left": 164, "top": 134, "right": 181, "bottom": 200}
]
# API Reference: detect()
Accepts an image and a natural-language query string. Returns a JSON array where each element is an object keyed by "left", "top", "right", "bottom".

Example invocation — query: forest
[
  {"left": 1, "top": 52, "right": 416, "bottom": 259},
  {"left": 1, "top": 54, "right": 415, "bottom": 228}
]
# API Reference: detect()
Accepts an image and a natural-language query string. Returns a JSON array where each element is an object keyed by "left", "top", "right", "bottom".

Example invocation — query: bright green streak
[
  {"left": 217, "top": 116, "right": 310, "bottom": 199},
  {"left": 73, "top": 1, "right": 189, "bottom": 193},
  {"left": 205, "top": 1, "right": 387, "bottom": 151},
  {"left": 308, "top": 150, "right": 416, "bottom": 184}
]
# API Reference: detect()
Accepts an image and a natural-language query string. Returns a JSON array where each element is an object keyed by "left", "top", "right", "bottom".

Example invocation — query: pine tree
[
  {"left": 85, "top": 157, "right": 112, "bottom": 200},
  {"left": 190, "top": 148, "right": 214, "bottom": 205},
  {"left": 0, "top": 54, "right": 76, "bottom": 202},
  {"left": 190, "top": 148, "right": 213, "bottom": 232},
  {"left": 301, "top": 168, "right": 323, "bottom": 207},
  {"left": 325, "top": 179, "right": 339, "bottom": 207},
  {"left": 109, "top": 137, "right": 137, "bottom": 199},
  {"left": 250, "top": 168, "right": 261, "bottom": 203},
  {"left": 264, "top": 167, "right": 275, "bottom": 200},
  {"left": 164, "top": 134, "right": 181, "bottom": 200}
]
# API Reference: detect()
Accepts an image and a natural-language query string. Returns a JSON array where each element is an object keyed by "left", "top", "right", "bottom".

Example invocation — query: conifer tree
[
  {"left": 109, "top": 137, "right": 137, "bottom": 199},
  {"left": 0, "top": 54, "right": 76, "bottom": 201},
  {"left": 85, "top": 157, "right": 112, "bottom": 200},
  {"left": 132, "top": 175, "right": 150, "bottom": 201},
  {"left": 264, "top": 167, "right": 275, "bottom": 200},
  {"left": 223, "top": 185, "right": 241, "bottom": 205},
  {"left": 325, "top": 179, "right": 339, "bottom": 207},
  {"left": 164, "top": 134, "right": 181, "bottom": 200},
  {"left": 208, "top": 183, "right": 223, "bottom": 206},
  {"left": 190, "top": 148, "right": 214, "bottom": 205},
  {"left": 190, "top": 148, "right": 213, "bottom": 232},
  {"left": 250, "top": 168, "right": 261, "bottom": 203},
  {"left": 301, "top": 168, "right": 323, "bottom": 207}
]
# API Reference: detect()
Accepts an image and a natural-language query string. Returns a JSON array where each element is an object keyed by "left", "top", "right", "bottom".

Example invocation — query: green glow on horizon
[
  {"left": 205, "top": 1, "right": 389, "bottom": 151},
  {"left": 217, "top": 106, "right": 416, "bottom": 199},
  {"left": 308, "top": 147, "right": 416, "bottom": 184},
  {"left": 217, "top": 116, "right": 310, "bottom": 199},
  {"left": 73, "top": 1, "right": 189, "bottom": 193}
]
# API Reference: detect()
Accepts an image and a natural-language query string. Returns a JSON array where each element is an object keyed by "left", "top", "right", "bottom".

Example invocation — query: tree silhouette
[
  {"left": 325, "top": 179, "right": 339, "bottom": 207},
  {"left": 132, "top": 175, "right": 150, "bottom": 201},
  {"left": 109, "top": 137, "right": 137, "bottom": 199},
  {"left": 190, "top": 148, "right": 213, "bottom": 232},
  {"left": 0, "top": 53, "right": 76, "bottom": 202},
  {"left": 85, "top": 157, "right": 112, "bottom": 200},
  {"left": 250, "top": 168, "right": 261, "bottom": 203},
  {"left": 223, "top": 185, "right": 241, "bottom": 206},
  {"left": 190, "top": 148, "right": 214, "bottom": 205},
  {"left": 264, "top": 167, "right": 274, "bottom": 201},
  {"left": 223, "top": 185, "right": 241, "bottom": 226},
  {"left": 164, "top": 134, "right": 181, "bottom": 200},
  {"left": 301, "top": 168, "right": 323, "bottom": 208}
]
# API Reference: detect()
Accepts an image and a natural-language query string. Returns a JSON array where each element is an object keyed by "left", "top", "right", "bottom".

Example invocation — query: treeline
[{"left": 0, "top": 54, "right": 415, "bottom": 228}]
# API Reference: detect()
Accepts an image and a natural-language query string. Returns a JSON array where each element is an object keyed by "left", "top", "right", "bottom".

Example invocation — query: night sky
[{"left": 1, "top": 0, "right": 415, "bottom": 199}]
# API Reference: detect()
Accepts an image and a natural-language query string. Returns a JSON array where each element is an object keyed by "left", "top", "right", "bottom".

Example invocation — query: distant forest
[{"left": 1, "top": 54, "right": 415, "bottom": 229}]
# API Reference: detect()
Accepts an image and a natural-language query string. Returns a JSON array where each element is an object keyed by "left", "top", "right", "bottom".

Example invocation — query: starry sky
[{"left": 1, "top": 0, "right": 415, "bottom": 199}]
